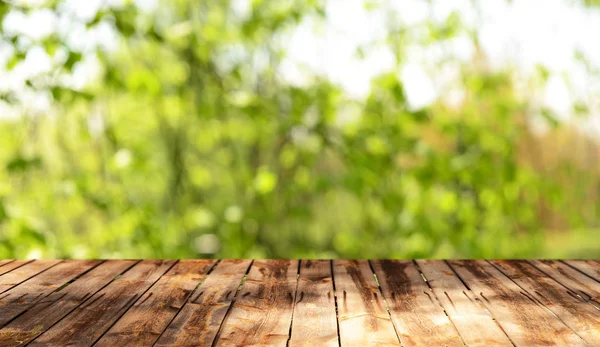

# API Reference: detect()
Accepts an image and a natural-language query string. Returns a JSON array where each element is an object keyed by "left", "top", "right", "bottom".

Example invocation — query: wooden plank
[
  {"left": 0, "top": 260, "right": 61, "bottom": 294},
  {"left": 0, "top": 260, "right": 136, "bottom": 346},
  {"left": 564, "top": 260, "right": 600, "bottom": 282},
  {"left": 156, "top": 260, "right": 252, "bottom": 347},
  {"left": 449, "top": 260, "right": 587, "bottom": 346},
  {"left": 530, "top": 260, "right": 600, "bottom": 303},
  {"left": 333, "top": 260, "right": 400, "bottom": 347},
  {"left": 28, "top": 259, "right": 175, "bottom": 346},
  {"left": 215, "top": 260, "right": 299, "bottom": 347},
  {"left": 416, "top": 260, "right": 513, "bottom": 346},
  {"left": 0, "top": 260, "right": 15, "bottom": 268},
  {"left": 0, "top": 260, "right": 101, "bottom": 326},
  {"left": 95, "top": 260, "right": 216, "bottom": 347},
  {"left": 0, "top": 260, "right": 32, "bottom": 277},
  {"left": 491, "top": 260, "right": 600, "bottom": 345},
  {"left": 289, "top": 260, "right": 338, "bottom": 347},
  {"left": 371, "top": 260, "right": 462, "bottom": 347}
]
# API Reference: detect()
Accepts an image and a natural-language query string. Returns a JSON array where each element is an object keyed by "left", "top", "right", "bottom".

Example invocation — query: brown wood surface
[
  {"left": 491, "top": 260, "right": 600, "bottom": 345},
  {"left": 0, "top": 259, "right": 598, "bottom": 346},
  {"left": 0, "top": 260, "right": 136, "bottom": 346},
  {"left": 215, "top": 260, "right": 299, "bottom": 347},
  {"left": 0, "top": 260, "right": 100, "bottom": 326},
  {"left": 0, "top": 260, "right": 30, "bottom": 276},
  {"left": 416, "top": 260, "right": 513, "bottom": 346},
  {"left": 449, "top": 260, "right": 588, "bottom": 347},
  {"left": 289, "top": 260, "right": 338, "bottom": 347},
  {"left": 334, "top": 260, "right": 400, "bottom": 346},
  {"left": 0, "top": 260, "right": 60, "bottom": 294},
  {"left": 28, "top": 259, "right": 175, "bottom": 346},
  {"left": 530, "top": 260, "right": 600, "bottom": 303},
  {"left": 371, "top": 260, "right": 463, "bottom": 347},
  {"left": 96, "top": 259, "right": 216, "bottom": 347},
  {"left": 0, "top": 260, "right": 15, "bottom": 269},
  {"left": 565, "top": 260, "right": 600, "bottom": 282},
  {"left": 156, "top": 260, "right": 252, "bottom": 347},
  {"left": 563, "top": 260, "right": 600, "bottom": 284}
]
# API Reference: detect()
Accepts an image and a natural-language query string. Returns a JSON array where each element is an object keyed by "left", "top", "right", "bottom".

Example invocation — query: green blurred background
[{"left": 0, "top": 0, "right": 599, "bottom": 259}]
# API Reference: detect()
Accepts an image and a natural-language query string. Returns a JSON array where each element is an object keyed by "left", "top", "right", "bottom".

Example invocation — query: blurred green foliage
[{"left": 0, "top": 0, "right": 598, "bottom": 259}]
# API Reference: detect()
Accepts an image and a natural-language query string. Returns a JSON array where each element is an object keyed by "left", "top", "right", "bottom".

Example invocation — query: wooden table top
[{"left": 0, "top": 260, "right": 598, "bottom": 346}]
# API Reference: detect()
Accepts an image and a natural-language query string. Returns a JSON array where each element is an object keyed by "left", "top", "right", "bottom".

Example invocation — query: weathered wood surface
[
  {"left": 0, "top": 259, "right": 598, "bottom": 347},
  {"left": 0, "top": 260, "right": 60, "bottom": 294},
  {"left": 0, "top": 260, "right": 30, "bottom": 276},
  {"left": 531, "top": 260, "right": 600, "bottom": 304},
  {"left": 216, "top": 260, "right": 299, "bottom": 346},
  {"left": 491, "top": 260, "right": 600, "bottom": 346},
  {"left": 0, "top": 260, "right": 101, "bottom": 326},
  {"left": 96, "top": 260, "right": 216, "bottom": 347},
  {"left": 155, "top": 260, "right": 252, "bottom": 346},
  {"left": 289, "top": 260, "right": 338, "bottom": 347},
  {"left": 448, "top": 260, "right": 588, "bottom": 346},
  {"left": 334, "top": 260, "right": 400, "bottom": 346},
  {"left": 371, "top": 260, "right": 462, "bottom": 347},
  {"left": 416, "top": 260, "right": 513, "bottom": 346},
  {"left": 29, "top": 259, "right": 175, "bottom": 346}
]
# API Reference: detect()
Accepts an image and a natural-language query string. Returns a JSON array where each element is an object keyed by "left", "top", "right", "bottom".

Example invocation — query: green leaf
[
  {"left": 64, "top": 51, "right": 83, "bottom": 71},
  {"left": 6, "top": 156, "right": 43, "bottom": 173},
  {"left": 6, "top": 51, "right": 26, "bottom": 70}
]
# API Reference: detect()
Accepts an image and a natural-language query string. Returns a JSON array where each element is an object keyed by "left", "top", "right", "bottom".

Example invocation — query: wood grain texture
[
  {"left": 28, "top": 259, "right": 175, "bottom": 347},
  {"left": 0, "top": 260, "right": 100, "bottom": 326},
  {"left": 491, "top": 260, "right": 600, "bottom": 345},
  {"left": 0, "top": 260, "right": 30, "bottom": 276},
  {"left": 0, "top": 259, "right": 597, "bottom": 346},
  {"left": 289, "top": 260, "right": 338, "bottom": 347},
  {"left": 0, "top": 260, "right": 15, "bottom": 269},
  {"left": 0, "top": 260, "right": 61, "bottom": 294},
  {"left": 95, "top": 260, "right": 216, "bottom": 347},
  {"left": 371, "top": 260, "right": 463, "bottom": 347},
  {"left": 563, "top": 260, "right": 600, "bottom": 282},
  {"left": 156, "top": 260, "right": 252, "bottom": 347},
  {"left": 333, "top": 260, "right": 400, "bottom": 347},
  {"left": 0, "top": 260, "right": 136, "bottom": 346},
  {"left": 449, "top": 260, "right": 587, "bottom": 347},
  {"left": 215, "top": 260, "right": 299, "bottom": 347},
  {"left": 416, "top": 260, "right": 513, "bottom": 347},
  {"left": 530, "top": 260, "right": 600, "bottom": 303}
]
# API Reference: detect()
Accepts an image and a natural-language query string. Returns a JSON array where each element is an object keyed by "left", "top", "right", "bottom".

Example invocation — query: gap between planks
[{"left": 1, "top": 260, "right": 598, "bottom": 347}]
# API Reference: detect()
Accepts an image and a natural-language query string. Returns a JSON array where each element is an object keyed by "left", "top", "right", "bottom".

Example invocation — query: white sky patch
[
  {"left": 389, "top": 0, "right": 430, "bottom": 26},
  {"left": 400, "top": 64, "right": 437, "bottom": 110},
  {"left": 543, "top": 75, "right": 572, "bottom": 119}
]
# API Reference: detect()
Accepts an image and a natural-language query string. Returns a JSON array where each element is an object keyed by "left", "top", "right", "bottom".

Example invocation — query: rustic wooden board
[
  {"left": 333, "top": 260, "right": 400, "bottom": 346},
  {"left": 0, "top": 260, "right": 136, "bottom": 346},
  {"left": 289, "top": 260, "right": 338, "bottom": 347},
  {"left": 0, "top": 260, "right": 101, "bottom": 326},
  {"left": 0, "top": 260, "right": 61, "bottom": 294},
  {"left": 0, "top": 260, "right": 14, "bottom": 268},
  {"left": 371, "top": 260, "right": 463, "bottom": 347},
  {"left": 449, "top": 260, "right": 587, "bottom": 346},
  {"left": 95, "top": 259, "right": 216, "bottom": 347},
  {"left": 416, "top": 260, "right": 513, "bottom": 346},
  {"left": 28, "top": 260, "right": 175, "bottom": 346},
  {"left": 215, "top": 260, "right": 299, "bottom": 347},
  {"left": 156, "top": 260, "right": 252, "bottom": 347},
  {"left": 0, "top": 259, "right": 598, "bottom": 346},
  {"left": 530, "top": 260, "right": 600, "bottom": 303},
  {"left": 0, "top": 260, "right": 30, "bottom": 276},
  {"left": 491, "top": 260, "right": 600, "bottom": 345},
  {"left": 563, "top": 260, "right": 600, "bottom": 282}
]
